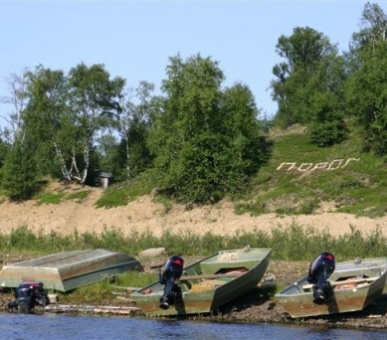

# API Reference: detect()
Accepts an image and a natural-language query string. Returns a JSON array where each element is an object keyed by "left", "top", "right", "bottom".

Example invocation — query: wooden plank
[
  {"left": 110, "top": 285, "right": 141, "bottom": 291},
  {"left": 302, "top": 276, "right": 379, "bottom": 290},
  {"left": 179, "top": 272, "right": 243, "bottom": 281}
]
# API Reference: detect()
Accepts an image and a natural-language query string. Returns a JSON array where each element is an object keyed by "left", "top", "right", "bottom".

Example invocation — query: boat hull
[
  {"left": 131, "top": 247, "right": 272, "bottom": 316},
  {"left": 275, "top": 257, "right": 387, "bottom": 318},
  {"left": 0, "top": 249, "right": 143, "bottom": 292}
]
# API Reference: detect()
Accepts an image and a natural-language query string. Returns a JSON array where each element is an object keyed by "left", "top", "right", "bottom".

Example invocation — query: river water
[{"left": 0, "top": 313, "right": 386, "bottom": 340}]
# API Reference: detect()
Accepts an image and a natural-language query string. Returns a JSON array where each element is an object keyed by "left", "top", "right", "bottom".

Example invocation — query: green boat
[
  {"left": 131, "top": 247, "right": 272, "bottom": 316},
  {"left": 0, "top": 249, "right": 143, "bottom": 292},
  {"left": 275, "top": 257, "right": 387, "bottom": 318}
]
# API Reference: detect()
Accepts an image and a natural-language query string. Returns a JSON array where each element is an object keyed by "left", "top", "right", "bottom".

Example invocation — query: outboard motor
[
  {"left": 7, "top": 281, "right": 49, "bottom": 314},
  {"left": 308, "top": 252, "right": 335, "bottom": 304},
  {"left": 159, "top": 255, "right": 184, "bottom": 310}
]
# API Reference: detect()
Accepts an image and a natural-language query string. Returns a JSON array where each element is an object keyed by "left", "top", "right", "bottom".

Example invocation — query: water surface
[{"left": 0, "top": 313, "right": 385, "bottom": 340}]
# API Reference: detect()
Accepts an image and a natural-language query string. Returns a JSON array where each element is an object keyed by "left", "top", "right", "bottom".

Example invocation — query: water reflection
[{"left": 0, "top": 313, "right": 385, "bottom": 340}]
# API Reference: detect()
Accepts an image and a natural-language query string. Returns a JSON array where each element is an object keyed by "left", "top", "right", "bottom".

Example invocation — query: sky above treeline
[{"left": 1, "top": 0, "right": 384, "bottom": 122}]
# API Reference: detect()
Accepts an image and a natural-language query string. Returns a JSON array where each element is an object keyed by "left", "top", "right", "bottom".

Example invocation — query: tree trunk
[
  {"left": 69, "top": 146, "right": 81, "bottom": 181},
  {"left": 126, "top": 133, "right": 130, "bottom": 182},
  {"left": 80, "top": 138, "right": 90, "bottom": 185},
  {"left": 53, "top": 142, "right": 72, "bottom": 181}
]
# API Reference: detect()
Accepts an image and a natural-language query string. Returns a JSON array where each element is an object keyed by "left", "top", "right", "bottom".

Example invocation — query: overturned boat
[
  {"left": 275, "top": 256, "right": 387, "bottom": 318},
  {"left": 131, "top": 247, "right": 272, "bottom": 316},
  {"left": 0, "top": 249, "right": 143, "bottom": 292}
]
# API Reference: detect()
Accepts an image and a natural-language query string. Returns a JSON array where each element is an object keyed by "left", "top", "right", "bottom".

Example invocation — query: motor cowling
[
  {"left": 8, "top": 281, "right": 49, "bottom": 314},
  {"left": 308, "top": 252, "right": 335, "bottom": 304},
  {"left": 159, "top": 255, "right": 184, "bottom": 310}
]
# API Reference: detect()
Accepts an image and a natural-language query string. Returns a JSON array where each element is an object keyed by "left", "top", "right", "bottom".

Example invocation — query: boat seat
[{"left": 302, "top": 276, "right": 378, "bottom": 291}]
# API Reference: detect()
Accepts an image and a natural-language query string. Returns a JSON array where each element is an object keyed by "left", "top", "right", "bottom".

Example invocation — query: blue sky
[{"left": 1, "top": 0, "right": 385, "bottom": 123}]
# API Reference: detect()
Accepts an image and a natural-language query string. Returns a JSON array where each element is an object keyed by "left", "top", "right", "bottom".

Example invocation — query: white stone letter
[
  {"left": 277, "top": 162, "right": 297, "bottom": 171},
  {"left": 327, "top": 159, "right": 344, "bottom": 170},
  {"left": 311, "top": 162, "right": 328, "bottom": 171},
  {"left": 342, "top": 158, "right": 360, "bottom": 168},
  {"left": 298, "top": 163, "right": 313, "bottom": 171}
]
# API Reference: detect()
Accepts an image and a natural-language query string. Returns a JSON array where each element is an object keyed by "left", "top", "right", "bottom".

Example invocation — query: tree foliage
[
  {"left": 22, "top": 66, "right": 71, "bottom": 178},
  {"left": 2, "top": 140, "right": 39, "bottom": 201},
  {"left": 222, "top": 83, "right": 270, "bottom": 177},
  {"left": 345, "top": 3, "right": 387, "bottom": 155},
  {"left": 148, "top": 54, "right": 269, "bottom": 205},
  {"left": 116, "top": 81, "right": 155, "bottom": 182},
  {"left": 271, "top": 26, "right": 347, "bottom": 146},
  {"left": 67, "top": 63, "right": 125, "bottom": 183},
  {"left": 346, "top": 41, "right": 387, "bottom": 154},
  {"left": 3, "top": 2, "right": 387, "bottom": 203},
  {"left": 352, "top": 2, "right": 387, "bottom": 51},
  {"left": 0, "top": 137, "right": 10, "bottom": 174}
]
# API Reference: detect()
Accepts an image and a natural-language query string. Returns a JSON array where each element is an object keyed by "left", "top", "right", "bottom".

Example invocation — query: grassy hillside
[
  {"left": 234, "top": 125, "right": 387, "bottom": 218},
  {"left": 5, "top": 125, "right": 387, "bottom": 261},
  {"left": 84, "top": 124, "right": 387, "bottom": 219}
]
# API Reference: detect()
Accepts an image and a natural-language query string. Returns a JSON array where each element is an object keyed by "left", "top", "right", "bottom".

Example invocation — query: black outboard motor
[
  {"left": 159, "top": 255, "right": 184, "bottom": 310},
  {"left": 308, "top": 252, "right": 335, "bottom": 304},
  {"left": 7, "top": 281, "right": 49, "bottom": 314}
]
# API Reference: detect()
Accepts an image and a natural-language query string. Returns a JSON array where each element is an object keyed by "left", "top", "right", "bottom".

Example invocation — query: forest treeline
[{"left": 0, "top": 2, "right": 386, "bottom": 205}]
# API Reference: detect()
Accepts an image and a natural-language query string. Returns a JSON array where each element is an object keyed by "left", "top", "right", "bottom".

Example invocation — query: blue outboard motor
[
  {"left": 7, "top": 281, "right": 49, "bottom": 314},
  {"left": 159, "top": 255, "right": 184, "bottom": 310},
  {"left": 308, "top": 252, "right": 335, "bottom": 304}
]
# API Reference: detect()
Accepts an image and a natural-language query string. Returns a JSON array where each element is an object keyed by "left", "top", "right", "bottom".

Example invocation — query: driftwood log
[{"left": 45, "top": 304, "right": 141, "bottom": 315}]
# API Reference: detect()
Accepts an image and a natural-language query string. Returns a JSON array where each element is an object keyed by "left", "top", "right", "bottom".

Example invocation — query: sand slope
[{"left": 0, "top": 184, "right": 385, "bottom": 238}]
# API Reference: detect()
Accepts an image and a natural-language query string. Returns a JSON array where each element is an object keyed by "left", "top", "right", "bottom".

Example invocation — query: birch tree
[
  {"left": 22, "top": 66, "right": 74, "bottom": 180},
  {"left": 118, "top": 81, "right": 155, "bottom": 181},
  {"left": 0, "top": 68, "right": 29, "bottom": 146},
  {"left": 68, "top": 63, "right": 125, "bottom": 184}
]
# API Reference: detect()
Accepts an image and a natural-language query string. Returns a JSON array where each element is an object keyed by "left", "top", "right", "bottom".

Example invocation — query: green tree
[
  {"left": 352, "top": 2, "right": 387, "bottom": 51},
  {"left": 0, "top": 137, "right": 10, "bottom": 176},
  {"left": 271, "top": 27, "right": 342, "bottom": 128},
  {"left": 308, "top": 53, "right": 348, "bottom": 147},
  {"left": 96, "top": 134, "right": 119, "bottom": 175},
  {"left": 345, "top": 3, "right": 387, "bottom": 154},
  {"left": 148, "top": 54, "right": 268, "bottom": 205},
  {"left": 148, "top": 54, "right": 225, "bottom": 204},
  {"left": 271, "top": 26, "right": 347, "bottom": 146},
  {"left": 68, "top": 63, "right": 125, "bottom": 184},
  {"left": 22, "top": 66, "right": 73, "bottom": 180},
  {"left": 116, "top": 81, "right": 155, "bottom": 182},
  {"left": 309, "top": 91, "right": 347, "bottom": 147},
  {"left": 346, "top": 41, "right": 387, "bottom": 154},
  {"left": 341, "top": 3, "right": 386, "bottom": 83},
  {"left": 2, "top": 139, "right": 39, "bottom": 201},
  {"left": 222, "top": 83, "right": 270, "bottom": 180}
]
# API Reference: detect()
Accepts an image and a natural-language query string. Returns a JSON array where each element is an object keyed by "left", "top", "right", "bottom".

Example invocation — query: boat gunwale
[
  {"left": 132, "top": 248, "right": 272, "bottom": 295},
  {"left": 130, "top": 248, "right": 272, "bottom": 315},
  {"left": 276, "top": 258, "right": 387, "bottom": 297},
  {"left": 275, "top": 257, "right": 387, "bottom": 318}
]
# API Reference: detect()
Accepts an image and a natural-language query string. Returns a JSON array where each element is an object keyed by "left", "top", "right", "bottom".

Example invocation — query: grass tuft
[{"left": 3, "top": 224, "right": 387, "bottom": 262}]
